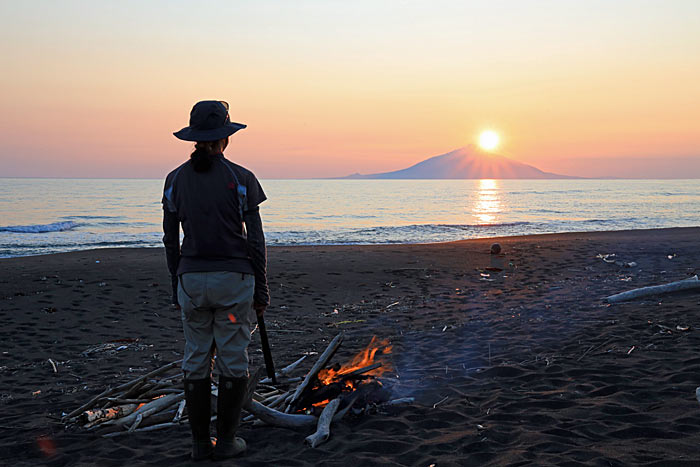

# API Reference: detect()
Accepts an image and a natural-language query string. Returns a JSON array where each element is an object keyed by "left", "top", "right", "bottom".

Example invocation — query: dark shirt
[{"left": 162, "top": 154, "right": 269, "bottom": 306}]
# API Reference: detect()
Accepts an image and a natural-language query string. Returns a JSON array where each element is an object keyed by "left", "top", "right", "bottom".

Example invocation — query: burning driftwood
[
  {"left": 241, "top": 333, "right": 400, "bottom": 447},
  {"left": 64, "top": 333, "right": 410, "bottom": 448},
  {"left": 80, "top": 404, "right": 138, "bottom": 428},
  {"left": 286, "top": 333, "right": 344, "bottom": 413}
]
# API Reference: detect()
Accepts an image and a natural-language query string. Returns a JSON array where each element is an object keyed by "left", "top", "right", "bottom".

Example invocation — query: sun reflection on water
[{"left": 473, "top": 179, "right": 501, "bottom": 224}]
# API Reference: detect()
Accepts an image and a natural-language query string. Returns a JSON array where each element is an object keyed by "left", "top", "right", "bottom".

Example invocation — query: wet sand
[{"left": 2, "top": 227, "right": 700, "bottom": 466}]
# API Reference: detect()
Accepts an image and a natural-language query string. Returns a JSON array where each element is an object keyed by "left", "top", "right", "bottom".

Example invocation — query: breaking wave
[{"left": 0, "top": 221, "right": 80, "bottom": 233}]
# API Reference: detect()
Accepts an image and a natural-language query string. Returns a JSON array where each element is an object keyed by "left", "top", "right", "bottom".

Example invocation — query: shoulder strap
[
  {"left": 163, "top": 166, "right": 183, "bottom": 213},
  {"left": 220, "top": 159, "right": 248, "bottom": 220}
]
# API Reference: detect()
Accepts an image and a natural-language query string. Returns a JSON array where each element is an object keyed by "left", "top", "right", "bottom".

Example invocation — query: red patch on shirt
[{"left": 227, "top": 182, "right": 237, "bottom": 190}]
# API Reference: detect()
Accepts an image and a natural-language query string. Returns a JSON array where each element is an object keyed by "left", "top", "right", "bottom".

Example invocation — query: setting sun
[{"left": 479, "top": 131, "right": 500, "bottom": 151}]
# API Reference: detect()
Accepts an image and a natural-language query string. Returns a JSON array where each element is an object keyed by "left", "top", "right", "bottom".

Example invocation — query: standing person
[{"left": 162, "top": 100, "right": 269, "bottom": 461}]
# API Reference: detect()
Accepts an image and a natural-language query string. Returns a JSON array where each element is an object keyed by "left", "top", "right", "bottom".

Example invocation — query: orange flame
[
  {"left": 136, "top": 394, "right": 166, "bottom": 410},
  {"left": 317, "top": 336, "right": 392, "bottom": 388},
  {"left": 228, "top": 313, "right": 237, "bottom": 323}
]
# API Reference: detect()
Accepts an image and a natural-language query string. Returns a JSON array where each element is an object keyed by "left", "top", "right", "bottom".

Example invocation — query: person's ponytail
[{"left": 190, "top": 141, "right": 216, "bottom": 172}]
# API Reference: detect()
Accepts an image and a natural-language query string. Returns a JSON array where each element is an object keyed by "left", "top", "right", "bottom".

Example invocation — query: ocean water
[{"left": 1, "top": 178, "right": 699, "bottom": 258}]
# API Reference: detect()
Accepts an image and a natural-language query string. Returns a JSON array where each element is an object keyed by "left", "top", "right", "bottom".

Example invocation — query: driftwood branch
[
  {"left": 260, "top": 355, "right": 307, "bottom": 384},
  {"left": 63, "top": 359, "right": 182, "bottom": 420},
  {"left": 261, "top": 390, "right": 288, "bottom": 406},
  {"left": 128, "top": 414, "right": 144, "bottom": 432},
  {"left": 113, "top": 360, "right": 182, "bottom": 395},
  {"left": 143, "top": 388, "right": 183, "bottom": 398},
  {"left": 606, "top": 275, "right": 700, "bottom": 303},
  {"left": 245, "top": 400, "right": 317, "bottom": 429},
  {"left": 103, "top": 392, "right": 184, "bottom": 428},
  {"left": 121, "top": 381, "right": 149, "bottom": 400},
  {"left": 82, "top": 404, "right": 138, "bottom": 428},
  {"left": 268, "top": 391, "right": 291, "bottom": 409},
  {"left": 245, "top": 367, "right": 265, "bottom": 405},
  {"left": 332, "top": 393, "right": 358, "bottom": 422},
  {"left": 95, "top": 408, "right": 179, "bottom": 435},
  {"left": 64, "top": 386, "right": 115, "bottom": 420},
  {"left": 287, "top": 333, "right": 343, "bottom": 412},
  {"left": 101, "top": 413, "right": 202, "bottom": 438},
  {"left": 341, "top": 362, "right": 382, "bottom": 379},
  {"left": 173, "top": 400, "right": 186, "bottom": 423},
  {"left": 305, "top": 398, "right": 340, "bottom": 448}
]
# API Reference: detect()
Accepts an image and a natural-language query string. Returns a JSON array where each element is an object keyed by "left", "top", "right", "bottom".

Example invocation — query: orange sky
[{"left": 1, "top": 1, "right": 699, "bottom": 178}]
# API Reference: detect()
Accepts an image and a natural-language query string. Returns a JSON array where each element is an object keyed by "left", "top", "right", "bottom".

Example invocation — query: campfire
[
  {"left": 63, "top": 333, "right": 413, "bottom": 448},
  {"left": 293, "top": 336, "right": 393, "bottom": 413}
]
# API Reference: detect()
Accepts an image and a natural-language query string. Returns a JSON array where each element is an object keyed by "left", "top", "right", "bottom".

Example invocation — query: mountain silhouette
[{"left": 340, "top": 146, "right": 577, "bottom": 179}]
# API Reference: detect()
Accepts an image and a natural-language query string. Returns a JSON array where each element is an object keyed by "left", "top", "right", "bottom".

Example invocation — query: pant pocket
[{"left": 178, "top": 273, "right": 204, "bottom": 321}]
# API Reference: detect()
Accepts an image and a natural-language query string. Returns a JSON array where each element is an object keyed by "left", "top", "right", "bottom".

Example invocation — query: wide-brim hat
[{"left": 173, "top": 100, "right": 246, "bottom": 142}]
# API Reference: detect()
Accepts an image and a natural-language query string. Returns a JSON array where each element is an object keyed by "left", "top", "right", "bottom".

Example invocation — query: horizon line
[{"left": 3, "top": 176, "right": 700, "bottom": 181}]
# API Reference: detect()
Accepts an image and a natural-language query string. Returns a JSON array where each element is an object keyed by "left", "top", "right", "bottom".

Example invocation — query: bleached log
[
  {"left": 261, "top": 390, "right": 287, "bottom": 406},
  {"left": 335, "top": 393, "right": 359, "bottom": 422},
  {"left": 254, "top": 389, "right": 279, "bottom": 402},
  {"left": 244, "top": 390, "right": 292, "bottom": 422},
  {"left": 172, "top": 400, "right": 186, "bottom": 423},
  {"left": 287, "top": 333, "right": 343, "bottom": 412},
  {"left": 103, "top": 392, "right": 184, "bottom": 428},
  {"left": 244, "top": 367, "right": 265, "bottom": 405},
  {"left": 94, "top": 408, "right": 179, "bottom": 435},
  {"left": 245, "top": 400, "right": 318, "bottom": 430},
  {"left": 606, "top": 275, "right": 700, "bottom": 303},
  {"left": 260, "top": 355, "right": 308, "bottom": 384},
  {"left": 81, "top": 404, "right": 138, "bottom": 428},
  {"left": 267, "top": 391, "right": 291, "bottom": 409},
  {"left": 305, "top": 399, "right": 340, "bottom": 448},
  {"left": 128, "top": 414, "right": 144, "bottom": 432}
]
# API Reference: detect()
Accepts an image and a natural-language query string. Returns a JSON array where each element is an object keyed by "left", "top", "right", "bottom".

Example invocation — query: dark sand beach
[{"left": 2, "top": 227, "right": 700, "bottom": 466}]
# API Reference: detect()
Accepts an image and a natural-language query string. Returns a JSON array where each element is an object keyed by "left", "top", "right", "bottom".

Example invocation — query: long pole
[{"left": 257, "top": 314, "right": 277, "bottom": 384}]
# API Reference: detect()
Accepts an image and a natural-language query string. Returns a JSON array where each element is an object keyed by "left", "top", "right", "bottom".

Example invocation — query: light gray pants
[{"left": 178, "top": 271, "right": 255, "bottom": 379}]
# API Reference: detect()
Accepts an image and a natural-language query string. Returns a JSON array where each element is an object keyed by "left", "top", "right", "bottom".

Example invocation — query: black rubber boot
[
  {"left": 212, "top": 375, "right": 247, "bottom": 460},
  {"left": 184, "top": 378, "right": 213, "bottom": 461}
]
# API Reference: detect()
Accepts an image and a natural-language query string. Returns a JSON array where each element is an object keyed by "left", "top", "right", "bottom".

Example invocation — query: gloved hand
[
  {"left": 253, "top": 301, "right": 267, "bottom": 318},
  {"left": 170, "top": 274, "right": 179, "bottom": 307}
]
